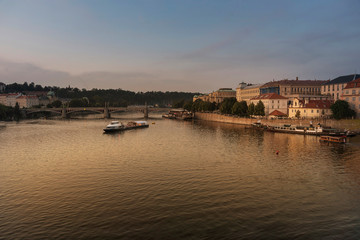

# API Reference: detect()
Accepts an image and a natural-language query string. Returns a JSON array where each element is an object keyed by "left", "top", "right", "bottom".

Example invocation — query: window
[
  {"left": 332, "top": 85, "right": 334, "bottom": 91},
  {"left": 353, "top": 97, "right": 356, "bottom": 101},
  {"left": 337, "top": 93, "right": 339, "bottom": 99},
  {"left": 328, "top": 85, "right": 330, "bottom": 91},
  {"left": 337, "top": 85, "right": 339, "bottom": 91},
  {"left": 304, "top": 110, "right": 306, "bottom": 113},
  {"left": 346, "top": 97, "right": 349, "bottom": 101},
  {"left": 346, "top": 90, "right": 349, "bottom": 94},
  {"left": 317, "top": 110, "right": 319, "bottom": 113},
  {"left": 352, "top": 90, "right": 356, "bottom": 94},
  {"left": 311, "top": 110, "right": 313, "bottom": 113}
]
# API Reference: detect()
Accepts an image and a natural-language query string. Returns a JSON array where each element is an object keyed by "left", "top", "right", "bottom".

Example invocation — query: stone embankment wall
[{"left": 194, "top": 112, "right": 360, "bottom": 131}]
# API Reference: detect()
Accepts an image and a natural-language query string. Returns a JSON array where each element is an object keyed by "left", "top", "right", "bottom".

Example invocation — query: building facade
[
  {"left": 16, "top": 95, "right": 40, "bottom": 108},
  {"left": 341, "top": 78, "right": 360, "bottom": 118},
  {"left": 250, "top": 93, "right": 288, "bottom": 116},
  {"left": 288, "top": 98, "right": 333, "bottom": 119},
  {"left": 194, "top": 88, "right": 236, "bottom": 104},
  {"left": 321, "top": 74, "right": 360, "bottom": 101},
  {"left": 260, "top": 78, "right": 326, "bottom": 100},
  {"left": 0, "top": 82, "right": 5, "bottom": 93},
  {"left": 236, "top": 83, "right": 263, "bottom": 103}
]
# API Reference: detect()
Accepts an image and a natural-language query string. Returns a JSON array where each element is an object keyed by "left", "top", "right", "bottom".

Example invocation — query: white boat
[{"left": 103, "top": 121, "right": 125, "bottom": 132}]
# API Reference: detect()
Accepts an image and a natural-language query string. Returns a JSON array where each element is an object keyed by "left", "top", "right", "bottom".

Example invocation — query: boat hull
[{"left": 103, "top": 124, "right": 149, "bottom": 133}]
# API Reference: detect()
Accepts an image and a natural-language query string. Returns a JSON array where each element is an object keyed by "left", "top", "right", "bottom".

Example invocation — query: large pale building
[
  {"left": 0, "top": 82, "right": 5, "bottom": 93},
  {"left": 288, "top": 98, "right": 333, "bottom": 119},
  {"left": 0, "top": 93, "right": 22, "bottom": 107},
  {"left": 194, "top": 88, "right": 235, "bottom": 104},
  {"left": 250, "top": 93, "right": 288, "bottom": 116},
  {"left": 16, "top": 95, "right": 40, "bottom": 108},
  {"left": 342, "top": 77, "right": 360, "bottom": 118},
  {"left": 236, "top": 83, "right": 263, "bottom": 103},
  {"left": 260, "top": 78, "right": 326, "bottom": 101},
  {"left": 321, "top": 74, "right": 360, "bottom": 101}
]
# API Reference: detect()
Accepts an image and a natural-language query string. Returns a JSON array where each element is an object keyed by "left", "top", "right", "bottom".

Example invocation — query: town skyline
[{"left": 1, "top": 0, "right": 360, "bottom": 92}]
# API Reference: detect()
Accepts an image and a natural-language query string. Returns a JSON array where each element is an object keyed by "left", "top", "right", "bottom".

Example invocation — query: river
[{"left": 1, "top": 115, "right": 360, "bottom": 239}]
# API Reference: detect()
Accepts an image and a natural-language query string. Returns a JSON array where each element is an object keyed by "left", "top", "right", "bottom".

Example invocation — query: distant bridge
[{"left": 24, "top": 106, "right": 169, "bottom": 118}]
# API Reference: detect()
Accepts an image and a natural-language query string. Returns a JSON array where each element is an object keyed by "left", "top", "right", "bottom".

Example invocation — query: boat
[
  {"left": 267, "top": 124, "right": 325, "bottom": 135},
  {"left": 162, "top": 109, "right": 193, "bottom": 120},
  {"left": 103, "top": 120, "right": 149, "bottom": 133},
  {"left": 103, "top": 121, "right": 125, "bottom": 132},
  {"left": 319, "top": 135, "right": 347, "bottom": 143}
]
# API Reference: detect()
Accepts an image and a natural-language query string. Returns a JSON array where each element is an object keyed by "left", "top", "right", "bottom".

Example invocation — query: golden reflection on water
[{"left": 1, "top": 118, "right": 360, "bottom": 239}]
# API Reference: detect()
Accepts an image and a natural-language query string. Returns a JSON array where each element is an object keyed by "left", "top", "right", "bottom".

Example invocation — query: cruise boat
[
  {"left": 103, "top": 121, "right": 125, "bottom": 132},
  {"left": 267, "top": 124, "right": 325, "bottom": 135},
  {"left": 103, "top": 120, "right": 149, "bottom": 133}
]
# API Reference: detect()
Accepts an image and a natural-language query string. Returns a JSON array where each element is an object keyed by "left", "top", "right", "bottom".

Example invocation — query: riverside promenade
[{"left": 194, "top": 112, "right": 360, "bottom": 131}]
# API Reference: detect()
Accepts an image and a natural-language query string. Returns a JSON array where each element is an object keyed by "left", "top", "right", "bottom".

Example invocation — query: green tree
[
  {"left": 295, "top": 110, "right": 301, "bottom": 119},
  {"left": 331, "top": 100, "right": 356, "bottom": 120},
  {"left": 232, "top": 101, "right": 248, "bottom": 117},
  {"left": 51, "top": 100, "right": 63, "bottom": 108},
  {"left": 183, "top": 101, "right": 193, "bottom": 111},
  {"left": 220, "top": 97, "right": 237, "bottom": 114},
  {"left": 248, "top": 102, "right": 255, "bottom": 116},
  {"left": 255, "top": 100, "right": 265, "bottom": 116},
  {"left": 14, "top": 102, "right": 21, "bottom": 121},
  {"left": 173, "top": 99, "right": 185, "bottom": 108}
]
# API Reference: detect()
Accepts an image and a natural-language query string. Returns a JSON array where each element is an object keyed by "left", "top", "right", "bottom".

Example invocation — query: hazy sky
[{"left": 0, "top": 0, "right": 359, "bottom": 92}]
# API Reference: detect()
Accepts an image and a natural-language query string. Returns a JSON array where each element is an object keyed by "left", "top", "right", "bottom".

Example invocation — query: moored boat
[
  {"left": 162, "top": 109, "right": 193, "bottom": 120},
  {"left": 267, "top": 124, "right": 324, "bottom": 135}
]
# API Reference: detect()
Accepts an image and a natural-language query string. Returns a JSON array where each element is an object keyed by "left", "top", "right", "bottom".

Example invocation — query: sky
[{"left": 0, "top": 0, "right": 359, "bottom": 93}]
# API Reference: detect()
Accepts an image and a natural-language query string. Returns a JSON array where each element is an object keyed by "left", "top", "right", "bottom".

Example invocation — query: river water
[{"left": 1, "top": 115, "right": 360, "bottom": 239}]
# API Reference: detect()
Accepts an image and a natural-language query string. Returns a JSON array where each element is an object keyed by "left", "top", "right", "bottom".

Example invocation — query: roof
[
  {"left": 344, "top": 78, "right": 360, "bottom": 89},
  {"left": 217, "top": 88, "right": 235, "bottom": 92},
  {"left": 294, "top": 99, "right": 333, "bottom": 109},
  {"left": 17, "top": 95, "right": 38, "bottom": 99},
  {"left": 323, "top": 74, "right": 360, "bottom": 85},
  {"left": 262, "top": 79, "right": 327, "bottom": 88},
  {"left": 269, "top": 110, "right": 287, "bottom": 116},
  {"left": 250, "top": 93, "right": 288, "bottom": 100},
  {"left": 242, "top": 84, "right": 263, "bottom": 90}
]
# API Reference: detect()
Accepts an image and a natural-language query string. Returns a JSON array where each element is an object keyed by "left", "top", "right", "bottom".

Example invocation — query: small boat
[
  {"left": 319, "top": 135, "right": 347, "bottom": 143},
  {"left": 103, "top": 121, "right": 149, "bottom": 133},
  {"left": 162, "top": 109, "right": 193, "bottom": 120}
]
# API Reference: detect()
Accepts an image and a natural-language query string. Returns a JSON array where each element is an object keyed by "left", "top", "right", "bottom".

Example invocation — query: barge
[{"left": 162, "top": 109, "right": 193, "bottom": 120}]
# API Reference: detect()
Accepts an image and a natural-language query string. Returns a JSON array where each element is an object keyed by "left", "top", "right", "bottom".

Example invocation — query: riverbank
[{"left": 194, "top": 112, "right": 360, "bottom": 131}]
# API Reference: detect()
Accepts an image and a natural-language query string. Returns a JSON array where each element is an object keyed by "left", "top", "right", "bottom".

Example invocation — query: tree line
[
  {"left": 175, "top": 97, "right": 265, "bottom": 117},
  {"left": 2, "top": 82, "right": 198, "bottom": 107}
]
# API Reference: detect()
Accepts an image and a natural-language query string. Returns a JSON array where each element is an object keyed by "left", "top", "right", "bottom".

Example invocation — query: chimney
[{"left": 296, "top": 77, "right": 299, "bottom": 81}]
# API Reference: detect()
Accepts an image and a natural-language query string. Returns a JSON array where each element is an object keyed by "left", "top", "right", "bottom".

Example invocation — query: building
[
  {"left": 16, "top": 95, "right": 40, "bottom": 108},
  {"left": 250, "top": 93, "right": 288, "bottom": 116},
  {"left": 321, "top": 74, "right": 360, "bottom": 101},
  {"left": 194, "top": 88, "right": 236, "bottom": 104},
  {"left": 236, "top": 83, "right": 263, "bottom": 103},
  {"left": 260, "top": 78, "right": 326, "bottom": 101},
  {"left": 0, "top": 93, "right": 22, "bottom": 107},
  {"left": 288, "top": 98, "right": 333, "bottom": 119},
  {"left": 0, "top": 82, "right": 5, "bottom": 92},
  {"left": 342, "top": 77, "right": 360, "bottom": 118}
]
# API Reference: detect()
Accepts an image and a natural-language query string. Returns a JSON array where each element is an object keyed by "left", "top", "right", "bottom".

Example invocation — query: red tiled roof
[
  {"left": 251, "top": 93, "right": 288, "bottom": 100},
  {"left": 344, "top": 78, "right": 360, "bottom": 89},
  {"left": 262, "top": 79, "right": 327, "bottom": 87},
  {"left": 269, "top": 110, "right": 287, "bottom": 116},
  {"left": 304, "top": 100, "right": 333, "bottom": 109}
]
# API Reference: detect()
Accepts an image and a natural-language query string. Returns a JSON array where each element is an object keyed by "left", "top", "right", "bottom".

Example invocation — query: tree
[
  {"left": 232, "top": 101, "right": 248, "bottom": 117},
  {"left": 220, "top": 97, "right": 237, "bottom": 114},
  {"left": 183, "top": 101, "right": 193, "bottom": 111},
  {"left": 255, "top": 100, "right": 265, "bottom": 116},
  {"left": 248, "top": 102, "right": 255, "bottom": 116},
  {"left": 295, "top": 110, "right": 301, "bottom": 119},
  {"left": 331, "top": 100, "right": 356, "bottom": 120},
  {"left": 14, "top": 102, "right": 21, "bottom": 121},
  {"left": 51, "top": 100, "right": 63, "bottom": 108}
]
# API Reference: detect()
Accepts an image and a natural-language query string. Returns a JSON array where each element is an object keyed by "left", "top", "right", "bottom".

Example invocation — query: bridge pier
[
  {"left": 144, "top": 102, "right": 148, "bottom": 119},
  {"left": 104, "top": 103, "right": 110, "bottom": 119},
  {"left": 61, "top": 107, "right": 67, "bottom": 118}
]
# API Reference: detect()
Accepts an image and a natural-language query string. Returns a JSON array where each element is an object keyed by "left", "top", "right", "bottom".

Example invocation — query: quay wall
[{"left": 194, "top": 112, "right": 360, "bottom": 131}]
